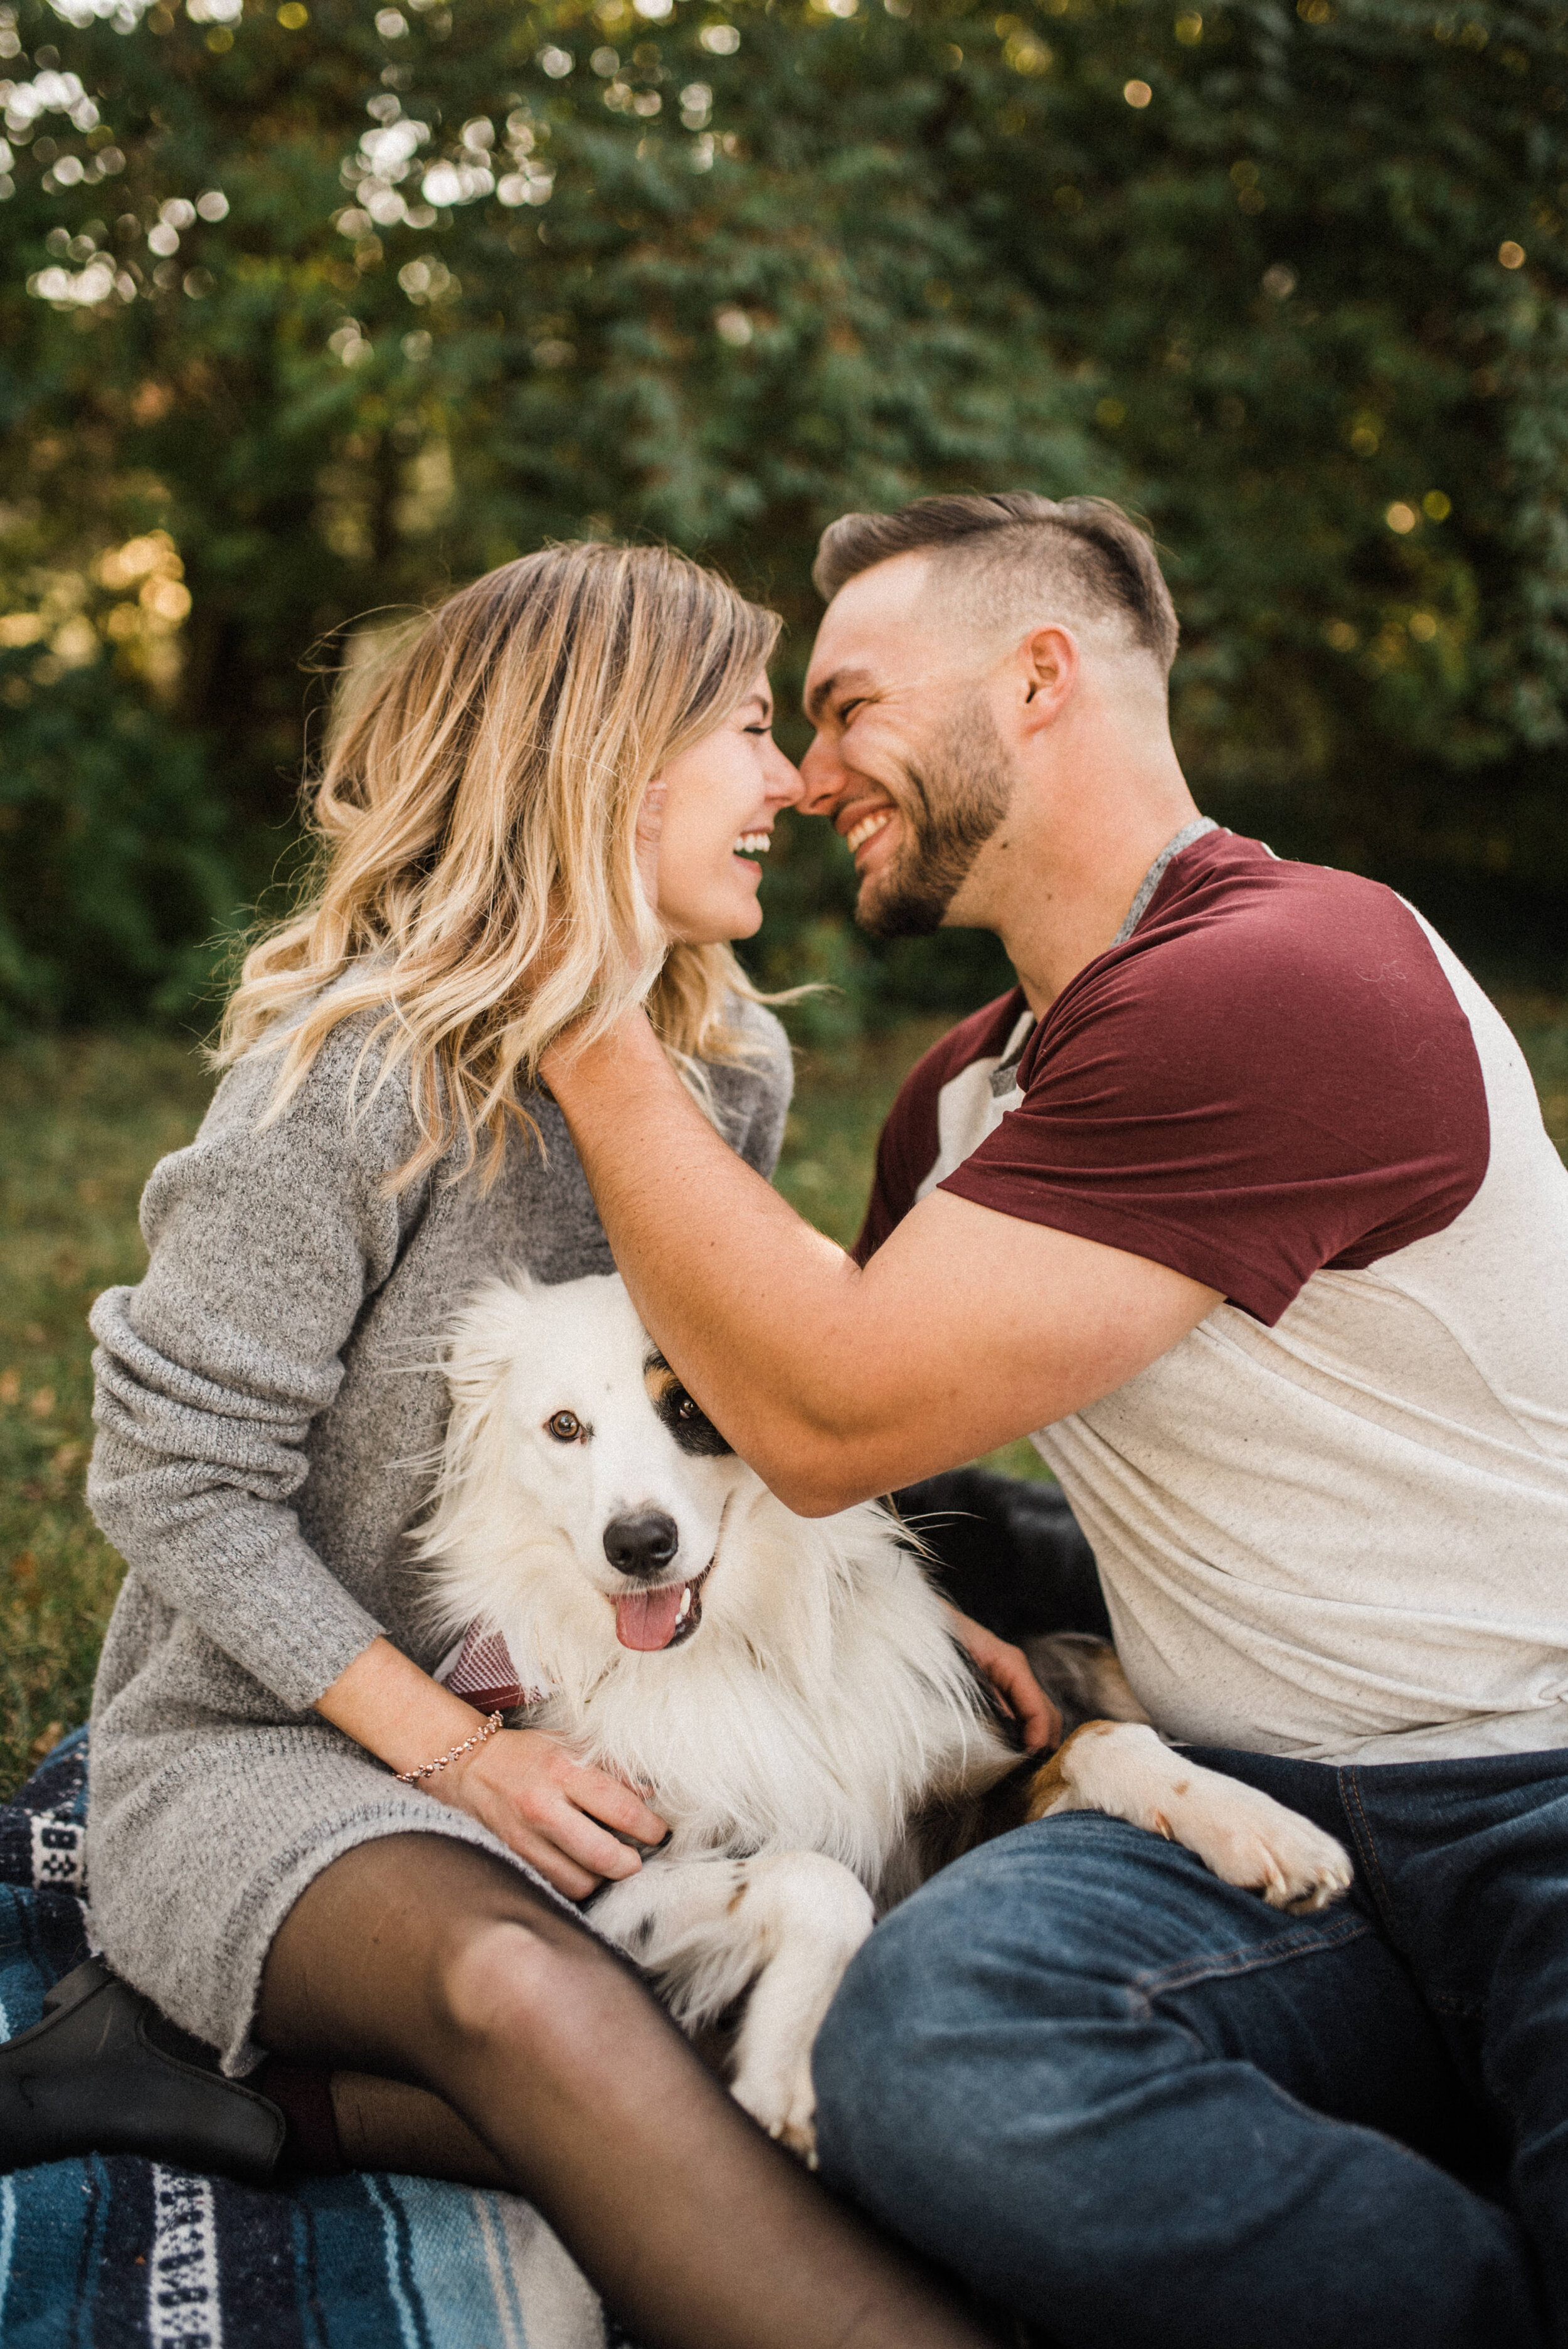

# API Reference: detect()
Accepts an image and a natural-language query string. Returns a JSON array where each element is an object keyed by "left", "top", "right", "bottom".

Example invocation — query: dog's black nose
[{"left": 603, "top": 1510, "right": 681, "bottom": 1579}]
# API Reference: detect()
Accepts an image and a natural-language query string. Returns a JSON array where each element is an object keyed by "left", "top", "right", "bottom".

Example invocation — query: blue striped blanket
[{"left": 1, "top": 1731, "right": 635, "bottom": 2349}]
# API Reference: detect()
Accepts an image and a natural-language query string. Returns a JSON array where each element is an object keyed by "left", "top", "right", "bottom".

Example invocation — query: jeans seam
[
  {"left": 1338, "top": 1766, "right": 1399, "bottom": 1935},
  {"left": 1127, "top": 1911, "right": 1374, "bottom": 2009}
]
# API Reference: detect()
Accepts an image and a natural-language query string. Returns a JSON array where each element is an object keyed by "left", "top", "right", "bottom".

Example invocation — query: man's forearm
[
  {"left": 544, "top": 1012, "right": 871, "bottom": 1500},
  {"left": 543, "top": 1012, "right": 1221, "bottom": 1513}
]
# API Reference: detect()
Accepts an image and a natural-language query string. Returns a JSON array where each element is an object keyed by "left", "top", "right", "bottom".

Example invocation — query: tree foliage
[{"left": 1, "top": 0, "right": 1564, "bottom": 1025}]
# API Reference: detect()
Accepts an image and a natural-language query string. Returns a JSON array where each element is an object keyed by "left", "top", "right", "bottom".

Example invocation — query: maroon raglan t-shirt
[
  {"left": 856, "top": 830, "right": 1488, "bottom": 1318},
  {"left": 852, "top": 827, "right": 1568, "bottom": 1764}
]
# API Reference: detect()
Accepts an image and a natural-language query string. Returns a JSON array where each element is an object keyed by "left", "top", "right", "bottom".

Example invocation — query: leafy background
[{"left": 2, "top": 0, "right": 1565, "bottom": 1029}]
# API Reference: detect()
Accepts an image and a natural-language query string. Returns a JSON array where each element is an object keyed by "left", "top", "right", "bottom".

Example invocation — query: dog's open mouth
[{"left": 615, "top": 1562, "right": 714, "bottom": 1653}]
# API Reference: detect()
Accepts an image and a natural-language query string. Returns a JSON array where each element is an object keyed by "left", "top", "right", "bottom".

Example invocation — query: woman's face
[{"left": 653, "top": 675, "right": 803, "bottom": 945}]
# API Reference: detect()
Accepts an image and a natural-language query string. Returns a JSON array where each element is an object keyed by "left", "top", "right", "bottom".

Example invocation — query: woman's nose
[{"left": 763, "top": 739, "right": 805, "bottom": 807}]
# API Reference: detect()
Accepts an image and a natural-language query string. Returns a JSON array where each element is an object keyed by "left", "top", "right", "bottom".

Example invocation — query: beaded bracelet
[{"left": 395, "top": 1710, "right": 503, "bottom": 1786}]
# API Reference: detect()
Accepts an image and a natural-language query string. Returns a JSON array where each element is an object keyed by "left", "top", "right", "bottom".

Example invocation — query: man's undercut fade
[{"left": 812, "top": 492, "right": 1179, "bottom": 677}]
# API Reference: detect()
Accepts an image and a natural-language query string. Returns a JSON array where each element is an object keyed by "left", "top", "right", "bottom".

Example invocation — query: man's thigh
[{"left": 813, "top": 1813, "right": 1536, "bottom": 2349}]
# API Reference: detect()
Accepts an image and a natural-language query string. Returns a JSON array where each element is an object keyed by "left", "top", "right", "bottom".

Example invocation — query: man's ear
[{"left": 1017, "top": 625, "right": 1079, "bottom": 730}]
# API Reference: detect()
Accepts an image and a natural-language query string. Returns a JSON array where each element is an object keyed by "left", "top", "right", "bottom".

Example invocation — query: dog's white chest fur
[{"left": 531, "top": 1500, "right": 1001, "bottom": 1883}]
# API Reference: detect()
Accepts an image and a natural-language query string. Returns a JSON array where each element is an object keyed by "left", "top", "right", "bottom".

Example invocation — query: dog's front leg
[
  {"left": 1024, "top": 1722, "right": 1353, "bottom": 1912},
  {"left": 590, "top": 1855, "right": 762, "bottom": 2028},
  {"left": 721, "top": 1853, "right": 874, "bottom": 2165},
  {"left": 591, "top": 1851, "right": 874, "bottom": 2163}
]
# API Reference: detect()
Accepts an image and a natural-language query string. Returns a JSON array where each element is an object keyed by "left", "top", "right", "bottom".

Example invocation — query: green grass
[
  {"left": 7, "top": 992, "right": 1568, "bottom": 1798},
  {"left": 1, "top": 1034, "right": 218, "bottom": 1796}
]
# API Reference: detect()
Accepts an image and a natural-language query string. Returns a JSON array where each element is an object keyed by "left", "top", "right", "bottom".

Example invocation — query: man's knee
[
  {"left": 812, "top": 1815, "right": 1279, "bottom": 2193},
  {"left": 813, "top": 1827, "right": 1110, "bottom": 2177}
]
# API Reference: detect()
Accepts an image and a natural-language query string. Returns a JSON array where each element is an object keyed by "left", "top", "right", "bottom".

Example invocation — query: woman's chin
[{"left": 660, "top": 892, "right": 765, "bottom": 946}]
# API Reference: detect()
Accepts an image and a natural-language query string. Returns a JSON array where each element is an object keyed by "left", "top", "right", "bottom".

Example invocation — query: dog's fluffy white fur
[{"left": 417, "top": 1269, "right": 1352, "bottom": 2153}]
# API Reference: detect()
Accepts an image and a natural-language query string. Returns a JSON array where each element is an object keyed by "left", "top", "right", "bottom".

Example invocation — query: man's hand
[
  {"left": 440, "top": 1728, "right": 669, "bottom": 1902},
  {"left": 942, "top": 1601, "right": 1060, "bottom": 1753}
]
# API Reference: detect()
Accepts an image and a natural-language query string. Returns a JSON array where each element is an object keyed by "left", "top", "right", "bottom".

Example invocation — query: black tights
[{"left": 256, "top": 1834, "right": 993, "bottom": 2349}]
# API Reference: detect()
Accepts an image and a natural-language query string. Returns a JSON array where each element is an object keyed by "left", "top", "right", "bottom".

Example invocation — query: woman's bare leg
[{"left": 257, "top": 1833, "right": 992, "bottom": 2349}]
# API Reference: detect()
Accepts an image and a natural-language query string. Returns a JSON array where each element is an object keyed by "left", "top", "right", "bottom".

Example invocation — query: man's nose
[{"left": 797, "top": 730, "right": 846, "bottom": 818}]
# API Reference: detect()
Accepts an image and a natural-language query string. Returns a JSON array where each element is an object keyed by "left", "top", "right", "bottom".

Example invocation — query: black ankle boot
[{"left": 0, "top": 1958, "right": 287, "bottom": 2185}]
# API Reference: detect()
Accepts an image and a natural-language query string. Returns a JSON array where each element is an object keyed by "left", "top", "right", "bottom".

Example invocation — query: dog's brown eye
[
  {"left": 677, "top": 1397, "right": 697, "bottom": 1420},
  {"left": 547, "top": 1411, "right": 582, "bottom": 1443}
]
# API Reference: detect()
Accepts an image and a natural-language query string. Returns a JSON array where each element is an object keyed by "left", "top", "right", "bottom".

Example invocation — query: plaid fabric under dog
[{"left": 0, "top": 1729, "right": 638, "bottom": 2349}]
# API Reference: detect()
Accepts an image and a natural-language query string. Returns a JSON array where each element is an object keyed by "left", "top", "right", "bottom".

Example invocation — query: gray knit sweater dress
[{"left": 85, "top": 997, "right": 792, "bottom": 2075}]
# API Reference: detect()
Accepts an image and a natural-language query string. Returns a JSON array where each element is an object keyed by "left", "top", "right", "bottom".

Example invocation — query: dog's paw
[
  {"left": 729, "top": 2051, "right": 819, "bottom": 2167},
  {"left": 1170, "top": 1778, "right": 1353, "bottom": 1913}
]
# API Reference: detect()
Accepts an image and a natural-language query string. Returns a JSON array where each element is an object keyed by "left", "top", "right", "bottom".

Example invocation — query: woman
[{"left": 73, "top": 543, "right": 997, "bottom": 2349}]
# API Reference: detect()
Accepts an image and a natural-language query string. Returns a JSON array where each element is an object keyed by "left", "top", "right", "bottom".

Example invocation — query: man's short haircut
[{"left": 812, "top": 492, "right": 1179, "bottom": 676}]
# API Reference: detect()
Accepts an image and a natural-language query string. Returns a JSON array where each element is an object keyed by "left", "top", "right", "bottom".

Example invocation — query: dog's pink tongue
[{"left": 615, "top": 1583, "right": 687, "bottom": 1652}]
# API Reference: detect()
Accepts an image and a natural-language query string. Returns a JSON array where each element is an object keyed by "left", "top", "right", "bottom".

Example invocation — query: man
[{"left": 544, "top": 493, "right": 1568, "bottom": 2346}]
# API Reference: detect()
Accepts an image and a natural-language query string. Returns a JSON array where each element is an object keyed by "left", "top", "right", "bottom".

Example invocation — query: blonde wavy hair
[{"left": 219, "top": 541, "right": 784, "bottom": 1190}]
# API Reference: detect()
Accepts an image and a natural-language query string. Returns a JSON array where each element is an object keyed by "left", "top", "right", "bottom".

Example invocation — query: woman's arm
[
  {"left": 87, "top": 1026, "right": 418, "bottom": 1709},
  {"left": 89, "top": 1026, "right": 665, "bottom": 1895},
  {"left": 318, "top": 1638, "right": 667, "bottom": 1899}
]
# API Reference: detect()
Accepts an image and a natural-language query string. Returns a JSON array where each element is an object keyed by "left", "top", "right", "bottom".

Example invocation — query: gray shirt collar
[
  {"left": 1110, "top": 814, "right": 1219, "bottom": 947},
  {"left": 988, "top": 815, "right": 1219, "bottom": 1098}
]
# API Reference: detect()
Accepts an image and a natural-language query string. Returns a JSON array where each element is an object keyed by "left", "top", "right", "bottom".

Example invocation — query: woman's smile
[{"left": 654, "top": 672, "right": 803, "bottom": 944}]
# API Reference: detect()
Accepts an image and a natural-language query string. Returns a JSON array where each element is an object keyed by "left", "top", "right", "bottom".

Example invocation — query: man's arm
[{"left": 545, "top": 1012, "right": 1219, "bottom": 1517}]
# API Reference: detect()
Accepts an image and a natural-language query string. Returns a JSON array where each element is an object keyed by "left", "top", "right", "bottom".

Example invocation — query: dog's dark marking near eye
[
  {"left": 643, "top": 1350, "right": 733, "bottom": 1457},
  {"left": 629, "top": 1915, "right": 657, "bottom": 1954}
]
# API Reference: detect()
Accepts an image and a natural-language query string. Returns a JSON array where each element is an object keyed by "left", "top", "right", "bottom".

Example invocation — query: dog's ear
[{"left": 444, "top": 1276, "right": 531, "bottom": 1403}]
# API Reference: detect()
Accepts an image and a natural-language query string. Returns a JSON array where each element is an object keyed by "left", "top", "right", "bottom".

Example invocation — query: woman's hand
[
  {"left": 315, "top": 1637, "right": 669, "bottom": 1901},
  {"left": 941, "top": 1601, "right": 1060, "bottom": 1754},
  {"left": 440, "top": 1726, "right": 670, "bottom": 1901}
]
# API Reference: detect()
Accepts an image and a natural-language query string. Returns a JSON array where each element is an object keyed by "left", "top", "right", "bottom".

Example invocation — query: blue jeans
[{"left": 813, "top": 1746, "right": 1568, "bottom": 2349}]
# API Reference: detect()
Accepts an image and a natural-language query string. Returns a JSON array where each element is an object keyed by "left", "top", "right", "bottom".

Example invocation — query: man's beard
[{"left": 856, "top": 700, "right": 1015, "bottom": 940}]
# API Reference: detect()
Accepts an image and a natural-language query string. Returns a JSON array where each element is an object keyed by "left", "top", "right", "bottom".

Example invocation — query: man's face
[{"left": 799, "top": 556, "right": 1015, "bottom": 938}]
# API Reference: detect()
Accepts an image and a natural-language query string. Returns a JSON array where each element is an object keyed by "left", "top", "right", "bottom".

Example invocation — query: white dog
[{"left": 418, "top": 1270, "right": 1352, "bottom": 2156}]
